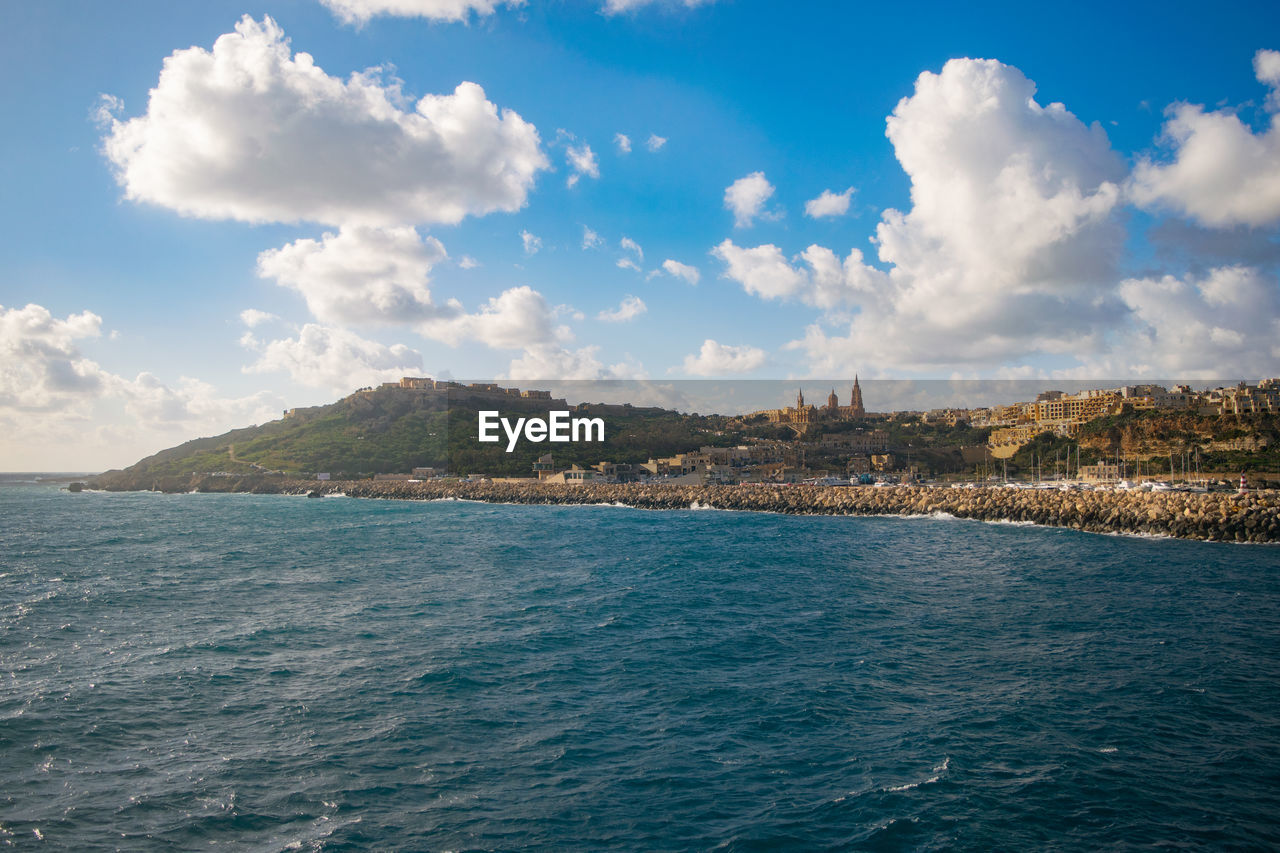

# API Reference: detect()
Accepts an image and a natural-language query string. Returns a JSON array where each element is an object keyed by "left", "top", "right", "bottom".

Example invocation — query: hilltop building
[
  {"left": 758, "top": 377, "right": 867, "bottom": 428},
  {"left": 358, "top": 377, "right": 566, "bottom": 408}
]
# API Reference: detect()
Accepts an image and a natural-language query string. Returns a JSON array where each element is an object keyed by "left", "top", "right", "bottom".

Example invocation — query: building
[
  {"left": 542, "top": 465, "right": 599, "bottom": 485},
  {"left": 532, "top": 454, "right": 556, "bottom": 480},
  {"left": 360, "top": 376, "right": 566, "bottom": 407},
  {"left": 758, "top": 377, "right": 867, "bottom": 427},
  {"left": 1218, "top": 380, "right": 1280, "bottom": 415},
  {"left": 1080, "top": 463, "right": 1120, "bottom": 482}
]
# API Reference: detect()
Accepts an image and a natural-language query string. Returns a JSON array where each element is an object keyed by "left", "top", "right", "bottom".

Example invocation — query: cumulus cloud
[
  {"left": 0, "top": 303, "right": 281, "bottom": 469},
  {"left": 412, "top": 285, "right": 642, "bottom": 379},
  {"left": 679, "top": 339, "right": 767, "bottom": 376},
  {"left": 776, "top": 58, "right": 1126, "bottom": 373},
  {"left": 101, "top": 16, "right": 547, "bottom": 228},
  {"left": 597, "top": 295, "right": 647, "bottom": 322},
  {"left": 712, "top": 240, "right": 886, "bottom": 309},
  {"left": 615, "top": 132, "right": 632, "bottom": 153},
  {"left": 724, "top": 171, "right": 779, "bottom": 228},
  {"left": 1130, "top": 49, "right": 1280, "bottom": 228},
  {"left": 256, "top": 225, "right": 458, "bottom": 326},
  {"left": 1107, "top": 265, "right": 1280, "bottom": 377},
  {"left": 319, "top": 0, "right": 524, "bottom": 25},
  {"left": 420, "top": 285, "right": 563, "bottom": 349},
  {"left": 582, "top": 225, "right": 603, "bottom": 249},
  {"left": 521, "top": 229, "right": 542, "bottom": 255},
  {"left": 458, "top": 255, "right": 480, "bottom": 269},
  {"left": 566, "top": 142, "right": 600, "bottom": 187},
  {"left": 661, "top": 259, "right": 700, "bottom": 284},
  {"left": 804, "top": 187, "right": 855, "bottom": 219},
  {"left": 0, "top": 304, "right": 108, "bottom": 411},
  {"left": 243, "top": 323, "right": 424, "bottom": 393},
  {"left": 646, "top": 133, "right": 667, "bottom": 151}
]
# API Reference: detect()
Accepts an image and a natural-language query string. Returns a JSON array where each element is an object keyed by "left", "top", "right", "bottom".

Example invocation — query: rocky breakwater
[{"left": 288, "top": 480, "right": 1280, "bottom": 544}]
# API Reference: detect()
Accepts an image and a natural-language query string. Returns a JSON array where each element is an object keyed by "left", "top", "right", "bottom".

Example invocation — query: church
[{"left": 761, "top": 377, "right": 866, "bottom": 426}]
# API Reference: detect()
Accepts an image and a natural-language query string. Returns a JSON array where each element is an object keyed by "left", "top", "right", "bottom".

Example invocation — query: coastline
[{"left": 85, "top": 474, "right": 1280, "bottom": 544}]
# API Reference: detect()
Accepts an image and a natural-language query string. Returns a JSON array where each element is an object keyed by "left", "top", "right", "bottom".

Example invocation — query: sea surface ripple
[{"left": 2, "top": 483, "right": 1279, "bottom": 850}]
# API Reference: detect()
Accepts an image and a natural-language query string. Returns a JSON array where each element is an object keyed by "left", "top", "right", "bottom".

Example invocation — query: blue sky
[{"left": 3, "top": 0, "right": 1280, "bottom": 469}]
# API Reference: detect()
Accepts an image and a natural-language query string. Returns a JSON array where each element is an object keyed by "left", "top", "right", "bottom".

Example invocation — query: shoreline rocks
[{"left": 87, "top": 474, "right": 1280, "bottom": 544}]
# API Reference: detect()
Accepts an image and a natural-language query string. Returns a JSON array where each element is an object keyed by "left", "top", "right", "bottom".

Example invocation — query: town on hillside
[{"left": 361, "top": 377, "right": 1280, "bottom": 490}]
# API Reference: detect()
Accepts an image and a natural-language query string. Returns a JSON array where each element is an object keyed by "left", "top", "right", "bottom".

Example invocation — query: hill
[{"left": 91, "top": 385, "right": 749, "bottom": 488}]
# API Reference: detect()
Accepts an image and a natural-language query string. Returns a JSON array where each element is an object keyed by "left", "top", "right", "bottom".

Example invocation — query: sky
[{"left": 3, "top": 0, "right": 1280, "bottom": 470}]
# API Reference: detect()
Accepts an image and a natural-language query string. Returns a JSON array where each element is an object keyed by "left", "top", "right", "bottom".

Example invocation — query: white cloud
[
  {"left": 102, "top": 16, "right": 547, "bottom": 228},
  {"left": 554, "top": 303, "right": 586, "bottom": 322},
  {"left": 616, "top": 236, "right": 644, "bottom": 271},
  {"left": 243, "top": 323, "right": 423, "bottom": 393},
  {"left": 597, "top": 295, "right": 647, "bottom": 322},
  {"left": 1107, "top": 266, "right": 1280, "bottom": 377},
  {"left": 603, "top": 0, "right": 715, "bottom": 13},
  {"left": 521, "top": 229, "right": 542, "bottom": 255},
  {"left": 1129, "top": 49, "right": 1280, "bottom": 228},
  {"left": 566, "top": 142, "right": 600, "bottom": 187},
  {"left": 507, "top": 345, "right": 604, "bottom": 379},
  {"left": 320, "top": 0, "right": 524, "bottom": 25},
  {"left": 458, "top": 255, "right": 480, "bottom": 269},
  {"left": 256, "top": 225, "right": 457, "bottom": 326},
  {"left": 415, "top": 285, "right": 646, "bottom": 380},
  {"left": 1259, "top": 49, "right": 1280, "bottom": 110},
  {"left": 615, "top": 133, "right": 632, "bottom": 153},
  {"left": 804, "top": 187, "right": 855, "bottom": 219},
  {"left": 0, "top": 303, "right": 281, "bottom": 468},
  {"left": 582, "top": 225, "right": 603, "bottom": 249},
  {"left": 679, "top": 339, "right": 767, "bottom": 376},
  {"left": 239, "top": 308, "right": 279, "bottom": 328},
  {"left": 0, "top": 304, "right": 108, "bottom": 411},
  {"left": 506, "top": 345, "right": 644, "bottom": 380},
  {"left": 661, "top": 259, "right": 700, "bottom": 284},
  {"left": 724, "top": 171, "right": 778, "bottom": 228},
  {"left": 712, "top": 240, "right": 886, "bottom": 309},
  {"left": 118, "top": 373, "right": 279, "bottom": 427},
  {"left": 646, "top": 133, "right": 667, "bottom": 151},
  {"left": 781, "top": 58, "right": 1126, "bottom": 373},
  {"left": 91, "top": 93, "right": 123, "bottom": 129},
  {"left": 419, "top": 285, "right": 563, "bottom": 349}
]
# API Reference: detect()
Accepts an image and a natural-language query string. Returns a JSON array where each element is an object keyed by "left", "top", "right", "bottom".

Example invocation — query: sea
[{"left": 2, "top": 478, "right": 1279, "bottom": 851}]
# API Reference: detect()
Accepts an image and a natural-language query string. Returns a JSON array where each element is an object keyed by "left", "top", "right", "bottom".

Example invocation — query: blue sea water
[{"left": 2, "top": 483, "right": 1279, "bottom": 850}]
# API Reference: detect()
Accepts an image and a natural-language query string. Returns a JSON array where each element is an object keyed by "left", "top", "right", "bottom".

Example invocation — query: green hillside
[
  {"left": 96, "top": 387, "right": 744, "bottom": 483},
  {"left": 104, "top": 388, "right": 451, "bottom": 479}
]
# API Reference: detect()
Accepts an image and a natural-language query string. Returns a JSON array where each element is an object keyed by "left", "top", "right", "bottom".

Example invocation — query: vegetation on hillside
[{"left": 100, "top": 387, "right": 1280, "bottom": 483}]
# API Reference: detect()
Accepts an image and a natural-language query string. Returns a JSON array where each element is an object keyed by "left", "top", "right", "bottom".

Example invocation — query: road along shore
[{"left": 88, "top": 474, "right": 1280, "bottom": 544}]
